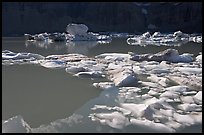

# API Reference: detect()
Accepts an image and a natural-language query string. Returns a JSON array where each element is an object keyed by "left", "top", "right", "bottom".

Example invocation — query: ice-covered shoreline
[{"left": 2, "top": 48, "right": 202, "bottom": 133}]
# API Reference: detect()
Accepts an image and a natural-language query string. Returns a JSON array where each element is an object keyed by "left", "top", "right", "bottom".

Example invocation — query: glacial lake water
[{"left": 2, "top": 37, "right": 202, "bottom": 132}]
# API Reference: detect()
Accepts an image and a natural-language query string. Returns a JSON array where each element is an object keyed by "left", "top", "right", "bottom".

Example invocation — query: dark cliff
[{"left": 2, "top": 2, "right": 202, "bottom": 36}]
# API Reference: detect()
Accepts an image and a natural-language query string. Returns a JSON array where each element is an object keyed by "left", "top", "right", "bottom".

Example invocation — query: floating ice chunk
[
  {"left": 49, "top": 32, "right": 66, "bottom": 42},
  {"left": 165, "top": 85, "right": 188, "bottom": 94},
  {"left": 189, "top": 112, "right": 202, "bottom": 124},
  {"left": 173, "top": 31, "right": 183, "bottom": 37},
  {"left": 66, "top": 24, "right": 88, "bottom": 35},
  {"left": 74, "top": 71, "right": 105, "bottom": 78},
  {"left": 2, "top": 50, "right": 44, "bottom": 60},
  {"left": 141, "top": 94, "right": 153, "bottom": 100},
  {"left": 107, "top": 63, "right": 123, "bottom": 70},
  {"left": 93, "top": 82, "right": 115, "bottom": 90},
  {"left": 2, "top": 115, "right": 31, "bottom": 133},
  {"left": 174, "top": 67, "right": 202, "bottom": 75},
  {"left": 152, "top": 32, "right": 161, "bottom": 37},
  {"left": 147, "top": 74, "right": 170, "bottom": 87},
  {"left": 148, "top": 89, "right": 160, "bottom": 96},
  {"left": 182, "top": 91, "right": 197, "bottom": 96},
  {"left": 150, "top": 68, "right": 170, "bottom": 74},
  {"left": 193, "top": 91, "right": 202, "bottom": 104},
  {"left": 159, "top": 109, "right": 174, "bottom": 118},
  {"left": 121, "top": 103, "right": 148, "bottom": 117},
  {"left": 91, "top": 105, "right": 112, "bottom": 111},
  {"left": 133, "top": 65, "right": 146, "bottom": 74},
  {"left": 40, "top": 60, "right": 66, "bottom": 69},
  {"left": 130, "top": 118, "right": 175, "bottom": 133},
  {"left": 189, "top": 35, "right": 202, "bottom": 43},
  {"left": 130, "top": 49, "right": 193, "bottom": 63},
  {"left": 165, "top": 53, "right": 193, "bottom": 63},
  {"left": 108, "top": 68, "right": 138, "bottom": 87},
  {"left": 65, "top": 65, "right": 87, "bottom": 74},
  {"left": 128, "top": 31, "right": 202, "bottom": 47},
  {"left": 160, "top": 91, "right": 180, "bottom": 99},
  {"left": 180, "top": 96, "right": 195, "bottom": 104},
  {"left": 177, "top": 103, "right": 202, "bottom": 112},
  {"left": 173, "top": 112, "right": 195, "bottom": 126},
  {"left": 92, "top": 112, "right": 130, "bottom": 129},
  {"left": 139, "top": 81, "right": 162, "bottom": 88},
  {"left": 142, "top": 32, "right": 151, "bottom": 38},
  {"left": 196, "top": 54, "right": 202, "bottom": 62},
  {"left": 168, "top": 75, "right": 202, "bottom": 91},
  {"left": 96, "top": 53, "right": 130, "bottom": 60},
  {"left": 164, "top": 120, "right": 183, "bottom": 130}
]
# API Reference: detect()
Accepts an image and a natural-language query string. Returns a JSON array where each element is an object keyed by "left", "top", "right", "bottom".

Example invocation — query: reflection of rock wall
[
  {"left": 66, "top": 41, "right": 98, "bottom": 55},
  {"left": 2, "top": 2, "right": 202, "bottom": 36}
]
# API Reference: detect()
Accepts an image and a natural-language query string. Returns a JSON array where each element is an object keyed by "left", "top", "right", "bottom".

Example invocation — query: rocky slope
[{"left": 2, "top": 2, "right": 202, "bottom": 36}]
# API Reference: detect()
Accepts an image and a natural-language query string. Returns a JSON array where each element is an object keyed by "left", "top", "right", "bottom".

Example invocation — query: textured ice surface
[
  {"left": 2, "top": 115, "right": 31, "bottom": 133},
  {"left": 127, "top": 31, "right": 202, "bottom": 46},
  {"left": 2, "top": 50, "right": 44, "bottom": 65},
  {"left": 130, "top": 49, "right": 193, "bottom": 63},
  {"left": 2, "top": 47, "right": 202, "bottom": 133}
]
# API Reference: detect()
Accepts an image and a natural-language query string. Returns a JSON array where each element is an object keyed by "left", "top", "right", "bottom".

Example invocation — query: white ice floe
[
  {"left": 180, "top": 96, "right": 195, "bottom": 104},
  {"left": 2, "top": 115, "right": 31, "bottom": 133},
  {"left": 130, "top": 49, "right": 193, "bottom": 63},
  {"left": 39, "top": 60, "right": 66, "bottom": 69},
  {"left": 160, "top": 91, "right": 180, "bottom": 99},
  {"left": 130, "top": 118, "right": 175, "bottom": 133},
  {"left": 121, "top": 103, "right": 148, "bottom": 117},
  {"left": 66, "top": 24, "right": 111, "bottom": 41},
  {"left": 196, "top": 54, "right": 202, "bottom": 62},
  {"left": 107, "top": 68, "right": 138, "bottom": 87},
  {"left": 96, "top": 53, "right": 130, "bottom": 60},
  {"left": 127, "top": 31, "right": 202, "bottom": 46},
  {"left": 193, "top": 91, "right": 202, "bottom": 105},
  {"left": 174, "top": 67, "right": 202, "bottom": 75},
  {"left": 93, "top": 82, "right": 115, "bottom": 90},
  {"left": 74, "top": 71, "right": 105, "bottom": 78},
  {"left": 65, "top": 65, "right": 87, "bottom": 74},
  {"left": 66, "top": 24, "right": 88, "bottom": 35},
  {"left": 168, "top": 75, "right": 202, "bottom": 91},
  {"left": 173, "top": 112, "right": 195, "bottom": 126},
  {"left": 164, "top": 85, "right": 189, "bottom": 94},
  {"left": 139, "top": 81, "right": 163, "bottom": 88},
  {"left": 177, "top": 103, "right": 202, "bottom": 112},
  {"left": 2, "top": 50, "right": 44, "bottom": 61},
  {"left": 2, "top": 50, "right": 44, "bottom": 65},
  {"left": 147, "top": 74, "right": 170, "bottom": 87},
  {"left": 90, "top": 111, "right": 130, "bottom": 129}
]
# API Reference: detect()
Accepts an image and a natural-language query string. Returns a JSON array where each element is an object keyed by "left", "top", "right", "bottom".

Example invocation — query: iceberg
[
  {"left": 2, "top": 50, "right": 44, "bottom": 65},
  {"left": 39, "top": 60, "right": 66, "bottom": 69},
  {"left": 130, "top": 49, "right": 193, "bottom": 63}
]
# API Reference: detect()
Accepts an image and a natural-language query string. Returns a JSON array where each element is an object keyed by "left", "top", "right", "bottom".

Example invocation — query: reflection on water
[
  {"left": 25, "top": 40, "right": 111, "bottom": 55},
  {"left": 65, "top": 41, "right": 98, "bottom": 55}
]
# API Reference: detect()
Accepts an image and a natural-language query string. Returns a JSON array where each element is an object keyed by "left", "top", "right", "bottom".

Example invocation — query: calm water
[{"left": 2, "top": 37, "right": 202, "bottom": 132}]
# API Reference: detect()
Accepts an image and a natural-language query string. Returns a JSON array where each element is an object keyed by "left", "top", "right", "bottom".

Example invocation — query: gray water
[{"left": 2, "top": 37, "right": 202, "bottom": 132}]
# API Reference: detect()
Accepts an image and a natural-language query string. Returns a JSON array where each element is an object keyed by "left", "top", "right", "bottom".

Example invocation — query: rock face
[{"left": 2, "top": 2, "right": 202, "bottom": 36}]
